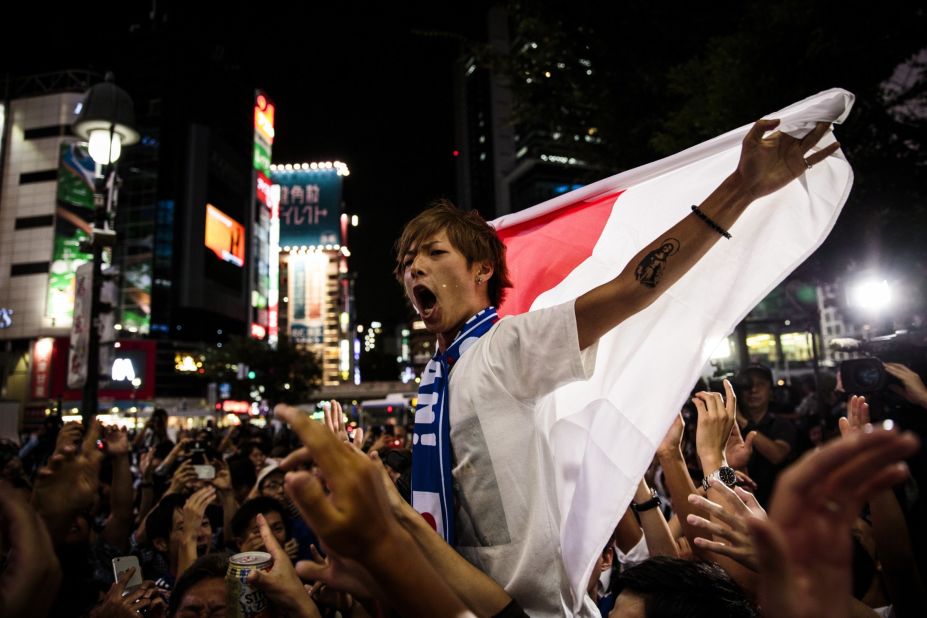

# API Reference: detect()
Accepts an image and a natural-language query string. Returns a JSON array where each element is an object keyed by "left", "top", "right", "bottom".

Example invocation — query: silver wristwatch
[{"left": 702, "top": 465, "right": 737, "bottom": 491}]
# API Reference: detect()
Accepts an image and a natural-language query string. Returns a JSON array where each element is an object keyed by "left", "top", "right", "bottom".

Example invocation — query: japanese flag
[{"left": 491, "top": 88, "right": 855, "bottom": 613}]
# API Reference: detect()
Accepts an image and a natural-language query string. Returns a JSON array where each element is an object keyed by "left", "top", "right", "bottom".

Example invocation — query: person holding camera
[{"left": 736, "top": 364, "right": 798, "bottom": 506}]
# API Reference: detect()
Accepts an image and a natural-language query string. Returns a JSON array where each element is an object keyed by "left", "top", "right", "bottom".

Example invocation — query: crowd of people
[{"left": 0, "top": 367, "right": 924, "bottom": 617}]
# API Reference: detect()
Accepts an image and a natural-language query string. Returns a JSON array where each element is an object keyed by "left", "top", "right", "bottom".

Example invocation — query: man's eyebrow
[{"left": 405, "top": 240, "right": 440, "bottom": 255}]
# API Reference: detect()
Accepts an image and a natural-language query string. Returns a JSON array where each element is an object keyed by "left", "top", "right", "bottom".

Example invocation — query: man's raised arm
[{"left": 575, "top": 119, "right": 839, "bottom": 350}]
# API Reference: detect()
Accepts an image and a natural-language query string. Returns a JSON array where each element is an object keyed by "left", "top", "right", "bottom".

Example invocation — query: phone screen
[
  {"left": 193, "top": 464, "right": 216, "bottom": 480},
  {"left": 112, "top": 555, "right": 143, "bottom": 593}
]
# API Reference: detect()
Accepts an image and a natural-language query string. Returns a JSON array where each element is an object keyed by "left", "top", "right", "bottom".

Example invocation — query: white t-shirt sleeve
[{"left": 481, "top": 300, "right": 597, "bottom": 403}]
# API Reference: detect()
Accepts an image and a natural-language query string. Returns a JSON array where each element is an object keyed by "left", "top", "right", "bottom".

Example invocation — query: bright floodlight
[{"left": 849, "top": 279, "right": 892, "bottom": 311}]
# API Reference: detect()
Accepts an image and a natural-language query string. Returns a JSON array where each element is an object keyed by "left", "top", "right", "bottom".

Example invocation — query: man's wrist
[
  {"left": 656, "top": 446, "right": 683, "bottom": 462},
  {"left": 699, "top": 453, "right": 727, "bottom": 477}
]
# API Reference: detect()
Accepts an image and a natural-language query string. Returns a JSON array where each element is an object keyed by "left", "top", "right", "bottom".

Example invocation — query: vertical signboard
[
  {"left": 251, "top": 91, "right": 276, "bottom": 340},
  {"left": 67, "top": 262, "right": 93, "bottom": 388},
  {"left": 268, "top": 185, "right": 281, "bottom": 347},
  {"left": 31, "top": 338, "right": 55, "bottom": 399},
  {"left": 48, "top": 143, "right": 96, "bottom": 322},
  {"left": 273, "top": 169, "right": 343, "bottom": 249}
]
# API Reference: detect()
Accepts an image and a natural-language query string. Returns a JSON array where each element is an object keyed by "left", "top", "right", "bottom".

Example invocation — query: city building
[{"left": 271, "top": 162, "right": 356, "bottom": 387}]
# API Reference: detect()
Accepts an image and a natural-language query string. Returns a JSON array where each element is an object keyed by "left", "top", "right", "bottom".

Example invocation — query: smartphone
[
  {"left": 193, "top": 464, "right": 216, "bottom": 480},
  {"left": 112, "top": 555, "right": 143, "bottom": 594}
]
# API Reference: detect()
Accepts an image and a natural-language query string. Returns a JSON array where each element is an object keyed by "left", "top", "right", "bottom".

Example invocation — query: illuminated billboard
[
  {"left": 272, "top": 167, "right": 343, "bottom": 249},
  {"left": 47, "top": 143, "right": 96, "bottom": 322},
  {"left": 288, "top": 251, "right": 329, "bottom": 344},
  {"left": 205, "top": 204, "right": 245, "bottom": 267}
]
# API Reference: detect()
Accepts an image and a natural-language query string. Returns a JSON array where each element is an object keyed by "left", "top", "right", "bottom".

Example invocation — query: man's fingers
[
  {"left": 687, "top": 513, "right": 736, "bottom": 542},
  {"left": 692, "top": 536, "right": 741, "bottom": 560},
  {"left": 277, "top": 406, "right": 343, "bottom": 477},
  {"left": 279, "top": 446, "right": 314, "bottom": 471},
  {"left": 295, "top": 559, "right": 327, "bottom": 583},
  {"left": 799, "top": 121, "right": 831, "bottom": 150},
  {"left": 746, "top": 118, "right": 780, "bottom": 143},
  {"left": 805, "top": 141, "right": 840, "bottom": 167},
  {"left": 256, "top": 513, "right": 288, "bottom": 563},
  {"left": 284, "top": 470, "right": 340, "bottom": 537},
  {"left": 777, "top": 428, "right": 911, "bottom": 497},
  {"left": 838, "top": 416, "right": 851, "bottom": 437},
  {"left": 723, "top": 379, "right": 736, "bottom": 417},
  {"left": 826, "top": 432, "right": 918, "bottom": 497},
  {"left": 853, "top": 462, "right": 910, "bottom": 503}
]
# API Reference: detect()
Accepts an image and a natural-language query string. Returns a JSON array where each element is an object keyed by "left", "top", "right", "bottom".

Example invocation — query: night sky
[{"left": 1, "top": 2, "right": 494, "bottom": 328}]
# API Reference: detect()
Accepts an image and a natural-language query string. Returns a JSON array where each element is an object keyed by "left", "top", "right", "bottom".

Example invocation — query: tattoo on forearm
[{"left": 634, "top": 238, "right": 680, "bottom": 288}]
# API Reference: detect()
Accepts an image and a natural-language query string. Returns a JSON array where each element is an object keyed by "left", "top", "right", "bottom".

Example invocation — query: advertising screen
[
  {"left": 273, "top": 168, "right": 342, "bottom": 249},
  {"left": 205, "top": 204, "right": 245, "bottom": 267}
]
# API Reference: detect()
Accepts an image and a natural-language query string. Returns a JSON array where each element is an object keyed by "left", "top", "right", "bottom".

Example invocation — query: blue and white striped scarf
[{"left": 411, "top": 307, "right": 499, "bottom": 544}]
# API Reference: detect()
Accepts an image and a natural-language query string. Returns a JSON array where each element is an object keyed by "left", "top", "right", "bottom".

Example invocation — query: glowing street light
[{"left": 848, "top": 279, "right": 892, "bottom": 312}]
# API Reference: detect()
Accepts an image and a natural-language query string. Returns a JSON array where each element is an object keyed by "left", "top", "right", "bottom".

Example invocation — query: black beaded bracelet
[{"left": 691, "top": 205, "right": 732, "bottom": 239}]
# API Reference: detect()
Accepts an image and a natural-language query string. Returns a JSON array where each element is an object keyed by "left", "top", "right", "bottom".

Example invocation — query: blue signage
[{"left": 273, "top": 169, "right": 342, "bottom": 249}]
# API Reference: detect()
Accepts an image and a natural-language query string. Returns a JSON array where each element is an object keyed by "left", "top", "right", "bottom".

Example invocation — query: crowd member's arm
[
  {"left": 885, "top": 362, "right": 927, "bottom": 410},
  {"left": 153, "top": 438, "right": 190, "bottom": 476},
  {"left": 136, "top": 447, "right": 157, "bottom": 525},
  {"left": 840, "top": 395, "right": 927, "bottom": 618},
  {"left": 574, "top": 121, "right": 839, "bottom": 350},
  {"left": 133, "top": 460, "right": 197, "bottom": 544},
  {"left": 176, "top": 486, "right": 216, "bottom": 579},
  {"left": 655, "top": 413, "right": 703, "bottom": 543},
  {"left": 691, "top": 382, "right": 759, "bottom": 595},
  {"left": 248, "top": 513, "right": 321, "bottom": 618},
  {"left": 0, "top": 481, "right": 62, "bottom": 617},
  {"left": 211, "top": 458, "right": 239, "bottom": 545},
  {"left": 277, "top": 406, "right": 475, "bottom": 617},
  {"left": 31, "top": 420, "right": 104, "bottom": 544},
  {"left": 216, "top": 425, "right": 237, "bottom": 456},
  {"left": 725, "top": 421, "right": 756, "bottom": 473},
  {"left": 750, "top": 425, "right": 919, "bottom": 618},
  {"left": 750, "top": 431, "right": 791, "bottom": 465},
  {"left": 102, "top": 426, "right": 135, "bottom": 553},
  {"left": 630, "top": 478, "right": 678, "bottom": 558},
  {"left": 613, "top": 507, "right": 643, "bottom": 556}
]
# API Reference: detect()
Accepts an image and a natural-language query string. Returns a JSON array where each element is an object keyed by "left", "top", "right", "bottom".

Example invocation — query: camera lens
[{"left": 854, "top": 365, "right": 881, "bottom": 390}]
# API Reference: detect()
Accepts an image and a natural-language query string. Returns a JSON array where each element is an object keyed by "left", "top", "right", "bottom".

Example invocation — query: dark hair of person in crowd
[
  {"left": 227, "top": 454, "right": 258, "bottom": 502},
  {"left": 615, "top": 557, "right": 758, "bottom": 617},
  {"left": 230, "top": 496, "right": 292, "bottom": 540},
  {"left": 145, "top": 493, "right": 221, "bottom": 544},
  {"left": 392, "top": 199, "right": 513, "bottom": 307},
  {"left": 167, "top": 552, "right": 231, "bottom": 618}
]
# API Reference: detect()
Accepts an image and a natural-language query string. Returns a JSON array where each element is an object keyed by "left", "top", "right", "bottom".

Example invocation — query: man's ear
[
  {"left": 153, "top": 537, "right": 168, "bottom": 552},
  {"left": 477, "top": 260, "right": 494, "bottom": 281}
]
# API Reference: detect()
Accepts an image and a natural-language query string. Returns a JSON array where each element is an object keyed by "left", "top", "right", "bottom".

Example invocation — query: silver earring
[{"left": 476, "top": 277, "right": 482, "bottom": 285}]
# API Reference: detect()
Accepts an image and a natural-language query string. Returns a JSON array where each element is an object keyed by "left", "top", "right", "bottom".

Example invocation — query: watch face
[{"left": 719, "top": 466, "right": 737, "bottom": 487}]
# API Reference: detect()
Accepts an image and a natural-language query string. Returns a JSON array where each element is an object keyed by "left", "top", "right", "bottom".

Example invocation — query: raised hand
[
  {"left": 323, "top": 400, "right": 349, "bottom": 443},
  {"left": 692, "top": 379, "right": 737, "bottom": 474},
  {"left": 0, "top": 482, "right": 62, "bottom": 617},
  {"left": 90, "top": 570, "right": 166, "bottom": 618},
  {"left": 165, "top": 460, "right": 197, "bottom": 495},
  {"left": 837, "top": 395, "right": 870, "bottom": 437},
  {"left": 750, "top": 426, "right": 919, "bottom": 618},
  {"left": 103, "top": 425, "right": 131, "bottom": 457},
  {"left": 246, "top": 513, "right": 321, "bottom": 618},
  {"left": 32, "top": 420, "right": 104, "bottom": 542},
  {"left": 734, "top": 119, "right": 841, "bottom": 201},
  {"left": 687, "top": 482, "right": 767, "bottom": 572},
  {"left": 884, "top": 362, "right": 927, "bottom": 409}
]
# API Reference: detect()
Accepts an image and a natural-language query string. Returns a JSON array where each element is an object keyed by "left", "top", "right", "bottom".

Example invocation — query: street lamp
[{"left": 72, "top": 72, "right": 138, "bottom": 424}]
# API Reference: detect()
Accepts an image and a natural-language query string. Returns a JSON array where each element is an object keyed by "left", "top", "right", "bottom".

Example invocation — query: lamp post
[{"left": 72, "top": 72, "right": 138, "bottom": 425}]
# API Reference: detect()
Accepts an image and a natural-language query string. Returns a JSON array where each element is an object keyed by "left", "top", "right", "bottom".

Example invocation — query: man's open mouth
[{"left": 413, "top": 285, "right": 437, "bottom": 314}]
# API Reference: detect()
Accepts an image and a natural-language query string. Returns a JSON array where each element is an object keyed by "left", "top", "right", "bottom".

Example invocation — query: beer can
[{"left": 226, "top": 551, "right": 272, "bottom": 618}]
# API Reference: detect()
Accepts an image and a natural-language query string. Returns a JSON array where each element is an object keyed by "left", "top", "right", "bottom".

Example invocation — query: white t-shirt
[{"left": 448, "top": 300, "right": 599, "bottom": 617}]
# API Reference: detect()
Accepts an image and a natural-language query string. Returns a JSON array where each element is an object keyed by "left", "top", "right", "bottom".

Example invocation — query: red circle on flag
[{"left": 421, "top": 512, "right": 437, "bottom": 531}]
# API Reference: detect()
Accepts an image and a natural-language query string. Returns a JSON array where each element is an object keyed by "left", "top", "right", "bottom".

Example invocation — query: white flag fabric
[{"left": 491, "top": 88, "right": 855, "bottom": 613}]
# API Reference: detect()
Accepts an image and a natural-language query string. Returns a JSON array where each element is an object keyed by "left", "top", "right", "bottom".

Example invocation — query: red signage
[
  {"left": 222, "top": 400, "right": 251, "bottom": 414},
  {"left": 31, "top": 338, "right": 55, "bottom": 399},
  {"left": 250, "top": 323, "right": 267, "bottom": 339},
  {"left": 256, "top": 171, "right": 272, "bottom": 207},
  {"left": 52, "top": 338, "right": 157, "bottom": 400}
]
